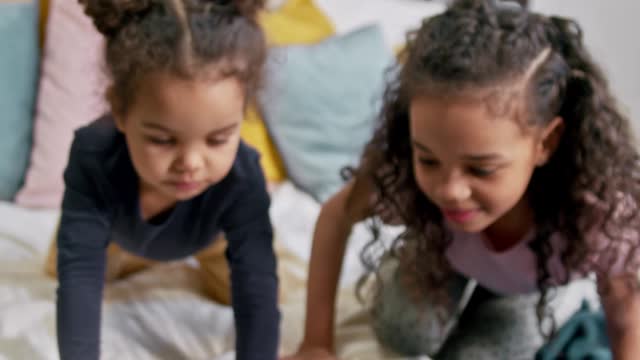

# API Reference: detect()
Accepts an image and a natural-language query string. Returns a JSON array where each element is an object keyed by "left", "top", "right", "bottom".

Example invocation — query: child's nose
[
  {"left": 435, "top": 176, "right": 472, "bottom": 203},
  {"left": 175, "top": 148, "right": 203, "bottom": 174}
]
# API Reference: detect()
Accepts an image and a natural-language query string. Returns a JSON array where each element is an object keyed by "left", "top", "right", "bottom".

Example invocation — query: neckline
[
  {"left": 480, "top": 227, "right": 536, "bottom": 254},
  {"left": 134, "top": 193, "right": 184, "bottom": 228},
  {"left": 450, "top": 226, "right": 536, "bottom": 256}
]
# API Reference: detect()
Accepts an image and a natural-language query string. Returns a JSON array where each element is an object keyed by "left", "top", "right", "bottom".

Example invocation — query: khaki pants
[{"left": 45, "top": 234, "right": 232, "bottom": 305}]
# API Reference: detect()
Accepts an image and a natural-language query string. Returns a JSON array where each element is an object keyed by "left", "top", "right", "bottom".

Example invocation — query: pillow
[
  {"left": 259, "top": 0, "right": 334, "bottom": 46},
  {"left": 0, "top": 0, "right": 40, "bottom": 200},
  {"left": 258, "top": 25, "right": 393, "bottom": 202},
  {"left": 265, "top": 0, "right": 287, "bottom": 11},
  {"left": 39, "top": 0, "right": 49, "bottom": 45},
  {"left": 17, "top": 0, "right": 334, "bottom": 208},
  {"left": 240, "top": 108, "right": 287, "bottom": 182},
  {"left": 15, "top": 0, "right": 109, "bottom": 208},
  {"left": 243, "top": 0, "right": 336, "bottom": 183}
]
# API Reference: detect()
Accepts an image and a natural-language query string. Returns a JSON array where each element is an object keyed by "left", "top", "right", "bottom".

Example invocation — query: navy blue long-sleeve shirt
[{"left": 56, "top": 116, "right": 280, "bottom": 360}]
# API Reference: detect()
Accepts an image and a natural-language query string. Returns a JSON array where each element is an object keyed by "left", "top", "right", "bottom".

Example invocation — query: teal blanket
[{"left": 536, "top": 300, "right": 611, "bottom": 360}]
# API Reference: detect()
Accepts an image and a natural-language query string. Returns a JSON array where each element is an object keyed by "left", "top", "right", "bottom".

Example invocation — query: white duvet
[
  {"left": 0, "top": 181, "right": 599, "bottom": 360},
  {"left": 0, "top": 182, "right": 414, "bottom": 360}
]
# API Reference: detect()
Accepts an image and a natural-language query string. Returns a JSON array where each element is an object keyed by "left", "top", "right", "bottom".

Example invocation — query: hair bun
[{"left": 79, "top": 0, "right": 153, "bottom": 37}]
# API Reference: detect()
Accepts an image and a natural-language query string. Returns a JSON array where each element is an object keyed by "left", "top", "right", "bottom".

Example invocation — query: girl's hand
[{"left": 280, "top": 347, "right": 337, "bottom": 360}]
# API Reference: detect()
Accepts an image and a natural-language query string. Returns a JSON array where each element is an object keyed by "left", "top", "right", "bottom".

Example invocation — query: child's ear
[
  {"left": 536, "top": 116, "right": 564, "bottom": 166},
  {"left": 106, "top": 86, "right": 126, "bottom": 132}
]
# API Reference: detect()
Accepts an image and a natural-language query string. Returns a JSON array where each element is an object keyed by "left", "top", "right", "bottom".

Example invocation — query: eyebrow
[
  {"left": 141, "top": 121, "right": 240, "bottom": 136},
  {"left": 411, "top": 140, "right": 504, "bottom": 161}
]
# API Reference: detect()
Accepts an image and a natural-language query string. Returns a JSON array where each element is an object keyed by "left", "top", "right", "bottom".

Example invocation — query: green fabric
[{"left": 536, "top": 300, "right": 611, "bottom": 360}]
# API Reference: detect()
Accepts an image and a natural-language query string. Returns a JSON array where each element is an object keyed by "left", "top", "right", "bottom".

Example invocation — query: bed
[
  {"left": 0, "top": 0, "right": 604, "bottom": 358},
  {"left": 0, "top": 181, "right": 601, "bottom": 359},
  {"left": 0, "top": 181, "right": 412, "bottom": 360}
]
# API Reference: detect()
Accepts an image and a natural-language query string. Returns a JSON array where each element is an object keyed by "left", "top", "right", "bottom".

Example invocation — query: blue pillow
[
  {"left": 0, "top": 0, "right": 39, "bottom": 200},
  {"left": 259, "top": 25, "right": 393, "bottom": 202}
]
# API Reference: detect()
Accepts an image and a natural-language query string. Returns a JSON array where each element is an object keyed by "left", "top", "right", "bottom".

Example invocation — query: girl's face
[
  {"left": 114, "top": 72, "right": 245, "bottom": 202},
  {"left": 409, "top": 95, "right": 562, "bottom": 239}
]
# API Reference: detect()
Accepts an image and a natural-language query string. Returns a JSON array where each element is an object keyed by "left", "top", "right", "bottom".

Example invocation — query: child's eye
[
  {"left": 207, "top": 138, "right": 229, "bottom": 147},
  {"left": 418, "top": 158, "right": 439, "bottom": 167},
  {"left": 146, "top": 137, "right": 175, "bottom": 146},
  {"left": 468, "top": 167, "right": 495, "bottom": 177}
]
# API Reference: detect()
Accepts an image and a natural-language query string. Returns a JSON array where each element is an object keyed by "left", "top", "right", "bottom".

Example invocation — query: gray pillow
[
  {"left": 258, "top": 25, "right": 393, "bottom": 202},
  {"left": 0, "top": 0, "right": 39, "bottom": 200}
]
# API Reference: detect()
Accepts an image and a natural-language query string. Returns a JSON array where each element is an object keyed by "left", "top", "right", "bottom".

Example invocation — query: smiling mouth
[
  {"left": 166, "top": 180, "right": 202, "bottom": 192},
  {"left": 442, "top": 208, "right": 478, "bottom": 223}
]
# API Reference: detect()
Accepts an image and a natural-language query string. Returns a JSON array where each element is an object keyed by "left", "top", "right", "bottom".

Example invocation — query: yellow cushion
[
  {"left": 241, "top": 107, "right": 287, "bottom": 181},
  {"left": 242, "top": 0, "right": 335, "bottom": 182},
  {"left": 259, "top": 0, "right": 334, "bottom": 46},
  {"left": 39, "top": 0, "right": 49, "bottom": 46}
]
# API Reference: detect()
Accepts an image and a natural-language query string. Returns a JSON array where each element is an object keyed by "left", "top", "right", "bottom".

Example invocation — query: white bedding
[
  {"left": 0, "top": 181, "right": 599, "bottom": 360},
  {"left": 0, "top": 182, "right": 410, "bottom": 360}
]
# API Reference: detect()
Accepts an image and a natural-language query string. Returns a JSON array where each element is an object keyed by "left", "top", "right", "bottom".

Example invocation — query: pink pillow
[{"left": 16, "top": 0, "right": 108, "bottom": 208}]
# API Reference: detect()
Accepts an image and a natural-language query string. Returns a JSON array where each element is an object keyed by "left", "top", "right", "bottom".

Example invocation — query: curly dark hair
[
  {"left": 80, "top": 0, "right": 266, "bottom": 114},
  {"left": 356, "top": 0, "right": 640, "bottom": 337}
]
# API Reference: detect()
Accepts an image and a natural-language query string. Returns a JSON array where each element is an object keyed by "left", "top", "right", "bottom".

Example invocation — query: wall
[{"left": 532, "top": 0, "right": 640, "bottom": 133}]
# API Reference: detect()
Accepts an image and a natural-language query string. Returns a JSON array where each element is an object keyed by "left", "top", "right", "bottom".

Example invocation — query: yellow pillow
[
  {"left": 241, "top": 107, "right": 287, "bottom": 181},
  {"left": 39, "top": 0, "right": 49, "bottom": 46},
  {"left": 242, "top": 0, "right": 335, "bottom": 182},
  {"left": 259, "top": 0, "right": 334, "bottom": 46}
]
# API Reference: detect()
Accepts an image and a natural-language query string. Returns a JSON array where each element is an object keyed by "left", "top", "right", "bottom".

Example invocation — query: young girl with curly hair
[{"left": 286, "top": 0, "right": 640, "bottom": 358}]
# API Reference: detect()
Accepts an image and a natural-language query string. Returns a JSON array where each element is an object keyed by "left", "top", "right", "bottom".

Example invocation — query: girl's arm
[
  {"left": 600, "top": 274, "right": 640, "bottom": 360},
  {"left": 221, "top": 173, "right": 279, "bottom": 360},
  {"left": 285, "top": 179, "right": 374, "bottom": 358},
  {"left": 57, "top": 136, "right": 111, "bottom": 360},
  {"left": 57, "top": 198, "right": 110, "bottom": 360}
]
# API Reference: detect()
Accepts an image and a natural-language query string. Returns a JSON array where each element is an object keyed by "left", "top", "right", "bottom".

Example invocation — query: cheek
[
  {"left": 129, "top": 142, "right": 173, "bottom": 175},
  {"left": 475, "top": 169, "right": 532, "bottom": 210},
  {"left": 208, "top": 138, "right": 241, "bottom": 177},
  {"left": 476, "top": 144, "right": 539, "bottom": 209}
]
